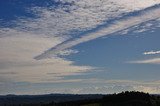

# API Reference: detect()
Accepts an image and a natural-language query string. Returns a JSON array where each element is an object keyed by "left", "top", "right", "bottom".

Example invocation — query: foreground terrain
[{"left": 0, "top": 91, "right": 160, "bottom": 106}]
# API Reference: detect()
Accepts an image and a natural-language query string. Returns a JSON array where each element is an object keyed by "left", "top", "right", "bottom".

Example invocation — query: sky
[{"left": 0, "top": 0, "right": 160, "bottom": 95}]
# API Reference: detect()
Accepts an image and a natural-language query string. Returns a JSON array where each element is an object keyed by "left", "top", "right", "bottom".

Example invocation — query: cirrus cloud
[
  {"left": 128, "top": 58, "right": 160, "bottom": 64},
  {"left": 35, "top": 4, "right": 160, "bottom": 59},
  {"left": 1, "top": 0, "right": 160, "bottom": 94},
  {"left": 143, "top": 50, "right": 160, "bottom": 55}
]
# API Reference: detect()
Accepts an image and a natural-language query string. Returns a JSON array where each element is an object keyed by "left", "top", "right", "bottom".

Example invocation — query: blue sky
[{"left": 0, "top": 0, "right": 160, "bottom": 95}]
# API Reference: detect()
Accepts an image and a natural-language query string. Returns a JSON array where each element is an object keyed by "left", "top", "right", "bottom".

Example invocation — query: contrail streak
[{"left": 35, "top": 5, "right": 160, "bottom": 60}]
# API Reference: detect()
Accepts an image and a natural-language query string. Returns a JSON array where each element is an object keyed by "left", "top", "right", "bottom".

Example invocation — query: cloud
[
  {"left": 128, "top": 58, "right": 160, "bottom": 64},
  {"left": 64, "top": 78, "right": 160, "bottom": 86},
  {"left": 47, "top": 79, "right": 160, "bottom": 94},
  {"left": 3, "top": 0, "right": 158, "bottom": 59},
  {"left": 48, "top": 83, "right": 160, "bottom": 94},
  {"left": 128, "top": 50, "right": 160, "bottom": 65},
  {"left": 24, "top": 85, "right": 160, "bottom": 94},
  {"left": 35, "top": 4, "right": 160, "bottom": 59},
  {"left": 63, "top": 79, "right": 160, "bottom": 94},
  {"left": 57, "top": 49, "right": 79, "bottom": 56},
  {"left": 1, "top": 78, "right": 160, "bottom": 94},
  {"left": 132, "top": 86, "right": 160, "bottom": 94},
  {"left": 0, "top": 34, "right": 93, "bottom": 83},
  {"left": 18, "top": 0, "right": 132, "bottom": 38},
  {"left": 1, "top": 0, "right": 160, "bottom": 83},
  {"left": 1, "top": 0, "right": 160, "bottom": 94},
  {"left": 143, "top": 50, "right": 160, "bottom": 55}
]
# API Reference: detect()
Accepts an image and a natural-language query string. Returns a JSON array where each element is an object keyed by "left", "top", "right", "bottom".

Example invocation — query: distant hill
[
  {"left": 0, "top": 94, "right": 103, "bottom": 106},
  {"left": 0, "top": 91, "right": 160, "bottom": 106}
]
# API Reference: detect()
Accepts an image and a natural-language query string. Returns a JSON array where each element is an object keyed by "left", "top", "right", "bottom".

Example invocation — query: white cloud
[
  {"left": 6, "top": 0, "right": 158, "bottom": 60},
  {"left": 35, "top": 5, "right": 160, "bottom": 59},
  {"left": 1, "top": 78, "right": 160, "bottom": 94},
  {"left": 0, "top": 0, "right": 159, "bottom": 59},
  {"left": 1, "top": 0, "right": 160, "bottom": 94},
  {"left": 51, "top": 84, "right": 160, "bottom": 94},
  {"left": 18, "top": 0, "right": 130, "bottom": 38},
  {"left": 57, "top": 49, "right": 79, "bottom": 56},
  {"left": 143, "top": 50, "right": 160, "bottom": 55},
  {"left": 128, "top": 58, "right": 160, "bottom": 64},
  {"left": 65, "top": 79, "right": 160, "bottom": 94},
  {"left": 47, "top": 79, "right": 160, "bottom": 94},
  {"left": 0, "top": 34, "right": 93, "bottom": 83}
]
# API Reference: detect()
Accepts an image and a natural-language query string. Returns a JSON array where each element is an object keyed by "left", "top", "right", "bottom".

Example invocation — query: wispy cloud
[
  {"left": 40, "top": 83, "right": 160, "bottom": 94},
  {"left": 60, "top": 79, "right": 160, "bottom": 94},
  {"left": 0, "top": 34, "right": 93, "bottom": 83},
  {"left": 128, "top": 50, "right": 160, "bottom": 65},
  {"left": 1, "top": 79, "right": 160, "bottom": 94},
  {"left": 1, "top": 0, "right": 160, "bottom": 94},
  {"left": 35, "top": 5, "right": 160, "bottom": 59},
  {"left": 143, "top": 50, "right": 160, "bottom": 55},
  {"left": 57, "top": 49, "right": 79, "bottom": 56},
  {"left": 128, "top": 58, "right": 160, "bottom": 64}
]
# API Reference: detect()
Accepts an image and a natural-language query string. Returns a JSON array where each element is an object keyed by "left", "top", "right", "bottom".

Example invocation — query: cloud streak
[
  {"left": 35, "top": 5, "right": 160, "bottom": 59},
  {"left": 143, "top": 50, "right": 160, "bottom": 55},
  {"left": 128, "top": 58, "right": 160, "bottom": 64}
]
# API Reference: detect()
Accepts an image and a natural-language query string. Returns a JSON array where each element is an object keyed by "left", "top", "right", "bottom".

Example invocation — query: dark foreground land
[{"left": 0, "top": 91, "right": 160, "bottom": 106}]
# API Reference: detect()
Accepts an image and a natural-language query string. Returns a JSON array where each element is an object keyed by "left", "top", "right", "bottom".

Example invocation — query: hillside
[{"left": 0, "top": 91, "right": 160, "bottom": 106}]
